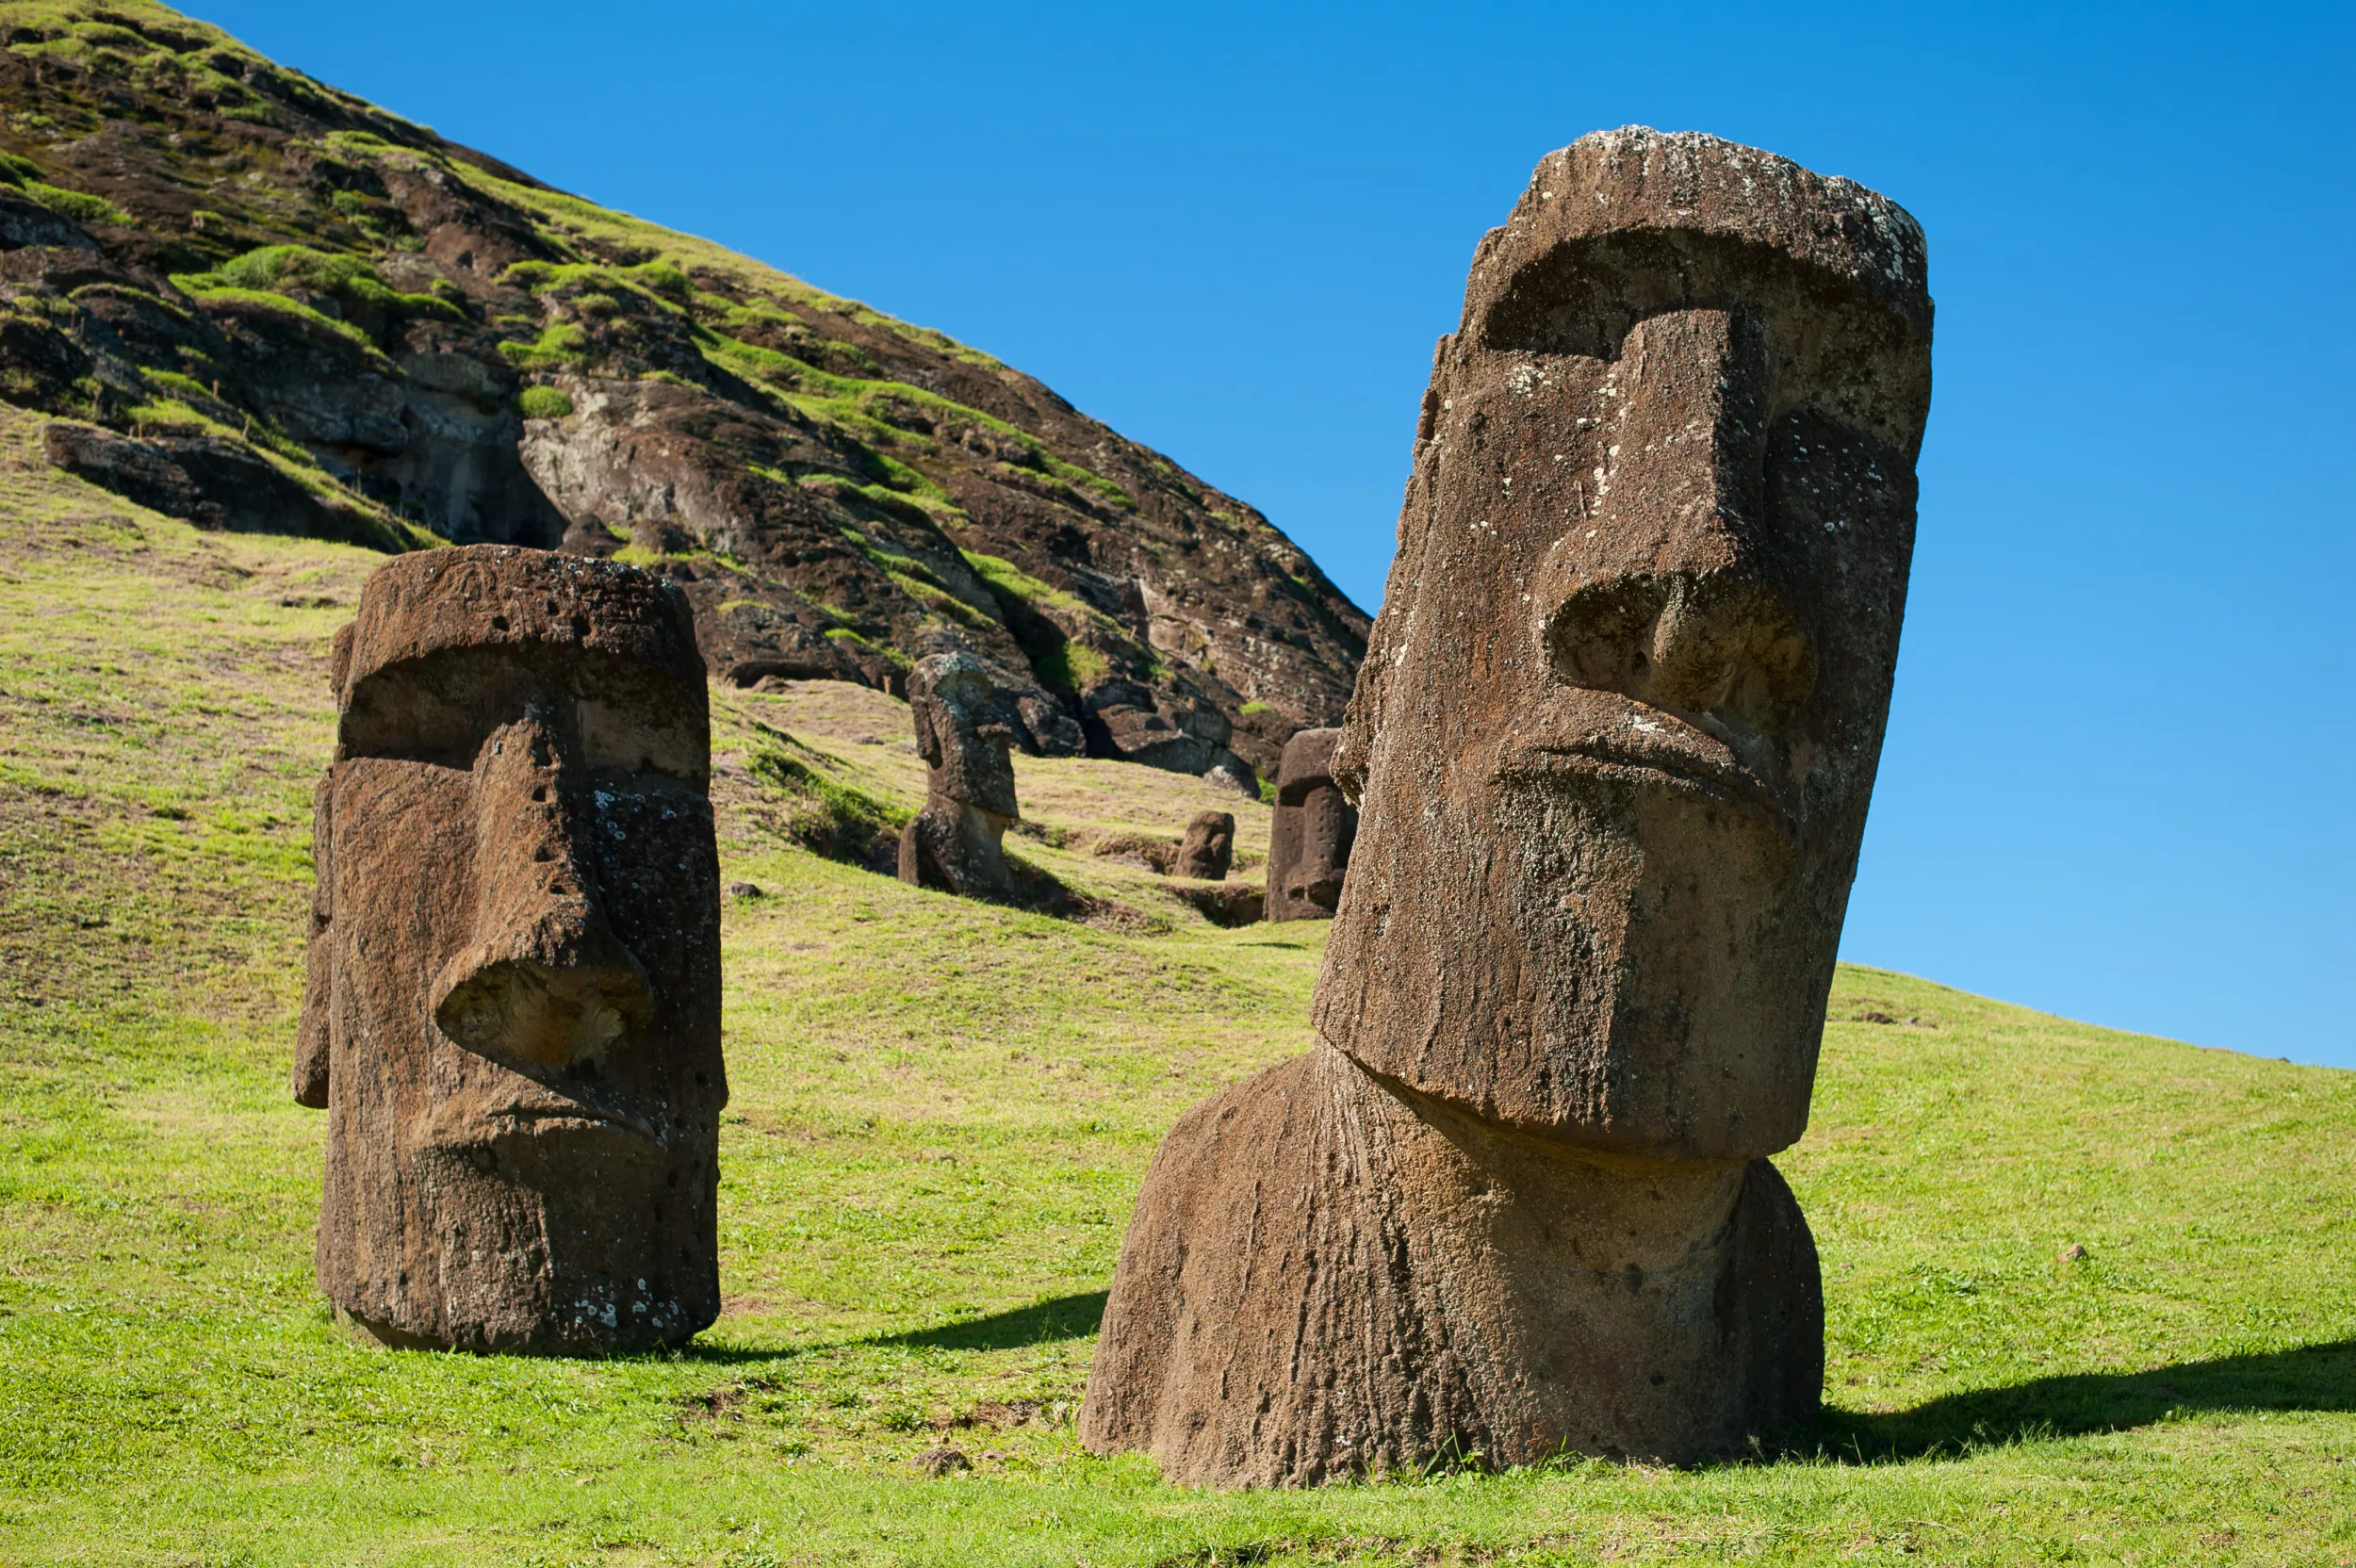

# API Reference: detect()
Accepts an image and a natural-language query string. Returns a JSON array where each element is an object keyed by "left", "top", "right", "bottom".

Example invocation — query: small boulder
[
  {"left": 1204, "top": 761, "right": 1258, "bottom": 797},
  {"left": 910, "top": 1445, "right": 970, "bottom": 1478}
]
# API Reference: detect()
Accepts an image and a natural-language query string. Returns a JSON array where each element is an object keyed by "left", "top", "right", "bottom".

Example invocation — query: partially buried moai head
[
  {"left": 1316, "top": 128, "right": 1932, "bottom": 1162},
  {"left": 294, "top": 546, "right": 726, "bottom": 1354}
]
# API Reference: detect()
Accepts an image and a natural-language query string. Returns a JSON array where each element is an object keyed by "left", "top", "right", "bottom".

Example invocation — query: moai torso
[
  {"left": 1085, "top": 128, "right": 1930, "bottom": 1481},
  {"left": 897, "top": 653, "right": 1019, "bottom": 898},
  {"left": 295, "top": 546, "right": 726, "bottom": 1354},
  {"left": 1266, "top": 727, "right": 1355, "bottom": 922}
]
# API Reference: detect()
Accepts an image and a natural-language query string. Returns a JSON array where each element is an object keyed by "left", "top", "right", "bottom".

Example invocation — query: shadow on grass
[
  {"left": 881, "top": 1291, "right": 1109, "bottom": 1351},
  {"left": 675, "top": 1291, "right": 1108, "bottom": 1365},
  {"left": 1811, "top": 1338, "right": 2356, "bottom": 1461}
]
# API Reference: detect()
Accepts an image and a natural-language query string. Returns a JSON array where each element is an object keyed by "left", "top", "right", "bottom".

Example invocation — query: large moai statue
[
  {"left": 898, "top": 652, "right": 1020, "bottom": 899},
  {"left": 294, "top": 546, "right": 727, "bottom": 1354},
  {"left": 1265, "top": 727, "right": 1355, "bottom": 922},
  {"left": 1082, "top": 128, "right": 1931, "bottom": 1483}
]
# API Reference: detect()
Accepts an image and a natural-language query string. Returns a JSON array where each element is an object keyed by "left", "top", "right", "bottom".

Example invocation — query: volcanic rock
[
  {"left": 0, "top": 2, "right": 1366, "bottom": 780},
  {"left": 296, "top": 545, "right": 727, "bottom": 1354},
  {"left": 1082, "top": 127, "right": 1933, "bottom": 1483}
]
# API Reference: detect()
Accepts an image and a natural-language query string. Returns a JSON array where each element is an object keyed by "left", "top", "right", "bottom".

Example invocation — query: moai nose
[
  {"left": 1543, "top": 308, "right": 1815, "bottom": 729},
  {"left": 431, "top": 715, "right": 653, "bottom": 1071}
]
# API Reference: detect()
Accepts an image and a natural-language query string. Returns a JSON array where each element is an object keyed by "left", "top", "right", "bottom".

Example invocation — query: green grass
[
  {"left": 518, "top": 384, "right": 575, "bottom": 420},
  {"left": 2, "top": 404, "right": 2354, "bottom": 1563},
  {"left": 19, "top": 179, "right": 129, "bottom": 227},
  {"left": 498, "top": 320, "right": 592, "bottom": 371},
  {"left": 165, "top": 283, "right": 390, "bottom": 360},
  {"left": 183, "top": 245, "right": 450, "bottom": 322}
]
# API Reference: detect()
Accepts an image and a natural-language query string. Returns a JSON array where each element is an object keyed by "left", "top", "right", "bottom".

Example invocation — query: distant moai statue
[
  {"left": 1173, "top": 810, "right": 1235, "bottom": 881},
  {"left": 898, "top": 653, "right": 1020, "bottom": 899},
  {"left": 1265, "top": 727, "right": 1355, "bottom": 922},
  {"left": 295, "top": 546, "right": 726, "bottom": 1354},
  {"left": 1082, "top": 128, "right": 1932, "bottom": 1482}
]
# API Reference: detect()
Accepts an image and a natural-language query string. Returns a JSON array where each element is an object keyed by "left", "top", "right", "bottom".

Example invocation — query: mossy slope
[{"left": 0, "top": 0, "right": 1367, "bottom": 784}]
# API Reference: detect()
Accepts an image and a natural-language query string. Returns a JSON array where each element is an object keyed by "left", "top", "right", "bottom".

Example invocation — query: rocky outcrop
[
  {"left": 0, "top": 1, "right": 1367, "bottom": 779},
  {"left": 42, "top": 418, "right": 409, "bottom": 547}
]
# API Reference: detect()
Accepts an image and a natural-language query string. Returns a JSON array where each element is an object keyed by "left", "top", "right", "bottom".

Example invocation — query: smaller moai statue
[
  {"left": 1173, "top": 810, "right": 1235, "bottom": 880},
  {"left": 297, "top": 546, "right": 726, "bottom": 1355},
  {"left": 898, "top": 653, "right": 1020, "bottom": 899},
  {"left": 1266, "top": 727, "right": 1355, "bottom": 922}
]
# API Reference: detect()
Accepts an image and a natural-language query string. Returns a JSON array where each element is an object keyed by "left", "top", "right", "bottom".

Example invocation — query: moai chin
[
  {"left": 294, "top": 546, "right": 726, "bottom": 1355},
  {"left": 1265, "top": 727, "right": 1356, "bottom": 922},
  {"left": 897, "top": 653, "right": 1020, "bottom": 898},
  {"left": 1083, "top": 128, "right": 1931, "bottom": 1483}
]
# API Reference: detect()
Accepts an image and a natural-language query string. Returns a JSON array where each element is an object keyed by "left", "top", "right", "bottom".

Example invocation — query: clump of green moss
[
  {"left": 498, "top": 321, "right": 590, "bottom": 370},
  {"left": 823, "top": 626, "right": 912, "bottom": 669},
  {"left": 172, "top": 245, "right": 460, "bottom": 332},
  {"left": 959, "top": 547, "right": 1138, "bottom": 693},
  {"left": 164, "top": 284, "right": 389, "bottom": 362},
  {"left": 20, "top": 180, "right": 132, "bottom": 228},
  {"left": 746, "top": 746, "right": 908, "bottom": 868},
  {"left": 516, "top": 384, "right": 573, "bottom": 420},
  {"left": 632, "top": 258, "right": 691, "bottom": 298}
]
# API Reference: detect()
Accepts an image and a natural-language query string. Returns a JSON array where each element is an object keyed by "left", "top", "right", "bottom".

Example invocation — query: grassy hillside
[
  {"left": 3, "top": 400, "right": 2354, "bottom": 1563},
  {"left": 0, "top": 0, "right": 1368, "bottom": 779}
]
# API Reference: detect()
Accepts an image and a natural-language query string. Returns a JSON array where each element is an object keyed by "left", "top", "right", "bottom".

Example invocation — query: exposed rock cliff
[{"left": 0, "top": 1, "right": 1368, "bottom": 780}]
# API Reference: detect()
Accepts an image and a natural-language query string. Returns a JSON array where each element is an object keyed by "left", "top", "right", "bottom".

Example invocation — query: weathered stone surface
[
  {"left": 1082, "top": 1044, "right": 1821, "bottom": 1485},
  {"left": 897, "top": 652, "right": 1019, "bottom": 900},
  {"left": 1265, "top": 727, "right": 1355, "bottom": 923},
  {"left": 1084, "top": 127, "right": 1931, "bottom": 1482},
  {"left": 1173, "top": 811, "right": 1235, "bottom": 881},
  {"left": 295, "top": 545, "right": 726, "bottom": 1355}
]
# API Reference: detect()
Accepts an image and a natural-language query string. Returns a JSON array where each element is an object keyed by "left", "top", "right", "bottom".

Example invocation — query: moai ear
[
  {"left": 328, "top": 620, "right": 355, "bottom": 698},
  {"left": 291, "top": 772, "right": 334, "bottom": 1109},
  {"left": 914, "top": 700, "right": 943, "bottom": 768}
]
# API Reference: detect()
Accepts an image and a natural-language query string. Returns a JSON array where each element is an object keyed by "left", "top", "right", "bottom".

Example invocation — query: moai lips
[
  {"left": 898, "top": 653, "right": 1021, "bottom": 899},
  {"left": 295, "top": 546, "right": 726, "bottom": 1355},
  {"left": 1084, "top": 128, "right": 1931, "bottom": 1482},
  {"left": 1265, "top": 727, "right": 1356, "bottom": 922}
]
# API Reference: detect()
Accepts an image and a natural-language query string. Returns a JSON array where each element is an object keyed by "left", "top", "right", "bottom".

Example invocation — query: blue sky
[{"left": 191, "top": 1, "right": 2355, "bottom": 1065}]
